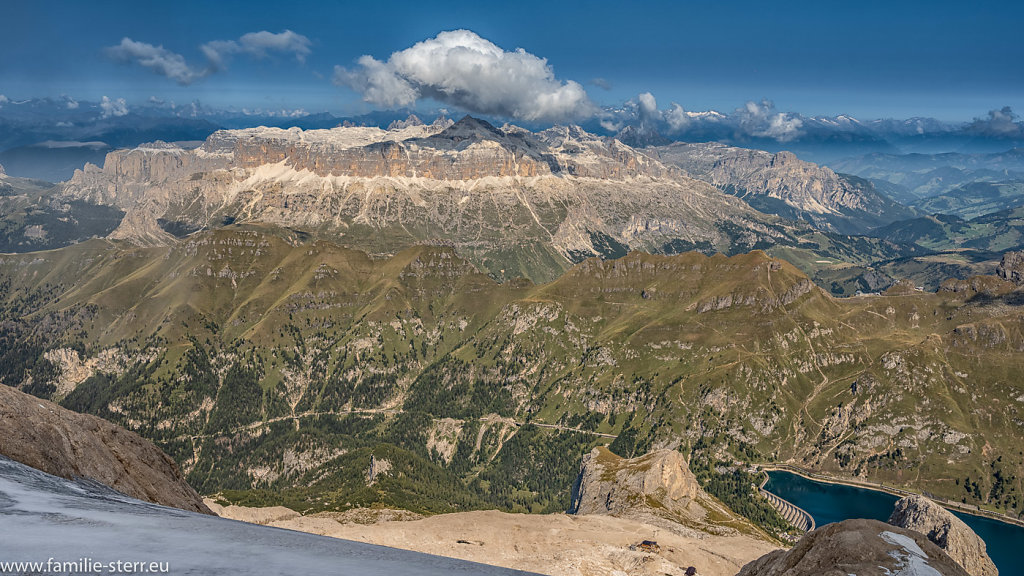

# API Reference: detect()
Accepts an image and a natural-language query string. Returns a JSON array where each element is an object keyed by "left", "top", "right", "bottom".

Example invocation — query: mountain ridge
[
  {"left": 1, "top": 227, "right": 1021, "bottom": 525},
  {"left": 56, "top": 117, "right": 918, "bottom": 284}
]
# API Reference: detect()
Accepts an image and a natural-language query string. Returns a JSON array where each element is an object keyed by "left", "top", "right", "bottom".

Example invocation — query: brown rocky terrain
[
  {"left": 208, "top": 504, "right": 779, "bottom": 576},
  {"left": 889, "top": 494, "right": 998, "bottom": 576},
  {"left": 204, "top": 446, "right": 779, "bottom": 575},
  {"left": 737, "top": 519, "right": 970, "bottom": 576},
  {"left": 0, "top": 384, "right": 211, "bottom": 514}
]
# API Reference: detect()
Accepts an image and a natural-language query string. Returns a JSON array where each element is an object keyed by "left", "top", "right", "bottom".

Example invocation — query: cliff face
[
  {"left": 62, "top": 117, "right": 670, "bottom": 207},
  {"left": 738, "top": 519, "right": 970, "bottom": 576},
  {"left": 655, "top": 142, "right": 914, "bottom": 233},
  {"left": 59, "top": 117, "right": 779, "bottom": 282},
  {"left": 0, "top": 384, "right": 212, "bottom": 514},
  {"left": 888, "top": 495, "right": 998, "bottom": 576}
]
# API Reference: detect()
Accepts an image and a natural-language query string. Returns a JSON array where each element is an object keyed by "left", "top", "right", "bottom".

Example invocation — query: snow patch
[{"left": 879, "top": 531, "right": 943, "bottom": 576}]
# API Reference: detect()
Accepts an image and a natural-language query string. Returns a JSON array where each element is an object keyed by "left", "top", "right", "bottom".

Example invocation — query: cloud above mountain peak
[{"left": 334, "top": 30, "right": 595, "bottom": 123}]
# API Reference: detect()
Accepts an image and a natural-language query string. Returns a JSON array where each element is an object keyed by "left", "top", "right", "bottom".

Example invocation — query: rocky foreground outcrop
[
  {"left": 889, "top": 495, "right": 998, "bottom": 576},
  {"left": 737, "top": 519, "right": 970, "bottom": 576},
  {"left": 997, "top": 251, "right": 1024, "bottom": 285},
  {"left": 211, "top": 506, "right": 779, "bottom": 576},
  {"left": 0, "top": 384, "right": 211, "bottom": 514},
  {"left": 569, "top": 447, "right": 764, "bottom": 538}
]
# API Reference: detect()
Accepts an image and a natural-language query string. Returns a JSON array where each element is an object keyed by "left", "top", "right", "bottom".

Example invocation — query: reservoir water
[{"left": 765, "top": 470, "right": 1024, "bottom": 575}]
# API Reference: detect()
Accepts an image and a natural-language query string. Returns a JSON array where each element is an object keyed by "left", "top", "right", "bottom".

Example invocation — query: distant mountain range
[
  {"left": 52, "top": 115, "right": 920, "bottom": 284},
  {"left": 2, "top": 112, "right": 1022, "bottom": 300},
  {"left": 3, "top": 96, "right": 1024, "bottom": 180},
  {"left": 654, "top": 142, "right": 915, "bottom": 235},
  {"left": 4, "top": 114, "right": 1020, "bottom": 294}
]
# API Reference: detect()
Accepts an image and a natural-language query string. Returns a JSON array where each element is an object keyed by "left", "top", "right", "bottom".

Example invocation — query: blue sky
[{"left": 3, "top": 0, "right": 1022, "bottom": 121}]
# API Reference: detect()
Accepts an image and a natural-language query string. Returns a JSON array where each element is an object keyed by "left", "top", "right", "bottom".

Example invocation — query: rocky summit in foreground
[
  {"left": 737, "top": 519, "right": 970, "bottom": 576},
  {"left": 208, "top": 504, "right": 779, "bottom": 576},
  {"left": 0, "top": 384, "right": 211, "bottom": 514},
  {"left": 889, "top": 495, "right": 998, "bottom": 576}
]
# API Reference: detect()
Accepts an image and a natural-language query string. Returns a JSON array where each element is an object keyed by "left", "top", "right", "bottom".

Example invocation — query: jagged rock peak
[
  {"left": 387, "top": 114, "right": 424, "bottom": 130},
  {"left": 136, "top": 140, "right": 184, "bottom": 150},
  {"left": 438, "top": 115, "right": 503, "bottom": 139},
  {"left": 429, "top": 114, "right": 453, "bottom": 130},
  {"left": 0, "top": 384, "right": 212, "bottom": 514},
  {"left": 996, "top": 251, "right": 1024, "bottom": 284},
  {"left": 888, "top": 494, "right": 998, "bottom": 576},
  {"left": 0, "top": 163, "right": 5, "bottom": 176},
  {"left": 738, "top": 519, "right": 971, "bottom": 576}
]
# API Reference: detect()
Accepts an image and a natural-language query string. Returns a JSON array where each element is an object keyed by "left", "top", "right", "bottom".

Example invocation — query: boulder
[
  {"left": 889, "top": 494, "right": 998, "bottom": 576},
  {"left": 738, "top": 518, "right": 970, "bottom": 576},
  {"left": 996, "top": 251, "right": 1024, "bottom": 285}
]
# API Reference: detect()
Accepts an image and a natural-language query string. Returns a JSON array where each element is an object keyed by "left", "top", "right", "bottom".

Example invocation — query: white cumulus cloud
[
  {"left": 664, "top": 103, "right": 690, "bottom": 133},
  {"left": 100, "top": 96, "right": 129, "bottom": 119},
  {"left": 737, "top": 99, "right": 804, "bottom": 142},
  {"left": 636, "top": 92, "right": 659, "bottom": 123},
  {"left": 334, "top": 30, "right": 594, "bottom": 123},
  {"left": 967, "top": 106, "right": 1023, "bottom": 138}
]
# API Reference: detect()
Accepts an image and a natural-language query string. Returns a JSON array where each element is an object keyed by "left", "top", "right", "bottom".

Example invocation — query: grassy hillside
[{"left": 1, "top": 226, "right": 1022, "bottom": 523}]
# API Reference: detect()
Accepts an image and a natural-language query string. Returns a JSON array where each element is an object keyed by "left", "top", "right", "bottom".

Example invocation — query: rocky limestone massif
[
  {"left": 655, "top": 141, "right": 914, "bottom": 233},
  {"left": 889, "top": 495, "right": 998, "bottom": 576},
  {"left": 0, "top": 384, "right": 211, "bottom": 514},
  {"left": 569, "top": 446, "right": 764, "bottom": 539},
  {"left": 737, "top": 519, "right": 970, "bottom": 576},
  {"left": 58, "top": 116, "right": 848, "bottom": 281}
]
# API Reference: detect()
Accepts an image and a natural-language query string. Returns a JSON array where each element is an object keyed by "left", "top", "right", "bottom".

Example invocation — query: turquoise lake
[{"left": 765, "top": 471, "right": 1024, "bottom": 575}]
